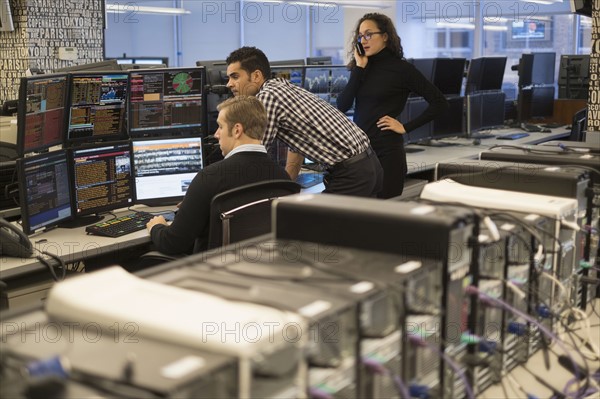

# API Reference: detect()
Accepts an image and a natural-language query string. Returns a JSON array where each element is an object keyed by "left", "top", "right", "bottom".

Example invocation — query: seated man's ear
[{"left": 233, "top": 123, "right": 244, "bottom": 137}]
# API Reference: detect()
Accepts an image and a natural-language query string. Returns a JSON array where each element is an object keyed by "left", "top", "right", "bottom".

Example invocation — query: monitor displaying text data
[
  {"left": 17, "top": 150, "right": 73, "bottom": 234},
  {"left": 66, "top": 72, "right": 129, "bottom": 145},
  {"left": 17, "top": 74, "right": 68, "bottom": 156},
  {"left": 132, "top": 137, "right": 203, "bottom": 205},
  {"left": 70, "top": 142, "right": 133, "bottom": 217},
  {"left": 129, "top": 67, "right": 206, "bottom": 138}
]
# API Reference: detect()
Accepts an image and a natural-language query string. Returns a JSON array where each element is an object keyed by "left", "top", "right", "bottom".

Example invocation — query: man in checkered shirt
[{"left": 225, "top": 46, "right": 383, "bottom": 198}]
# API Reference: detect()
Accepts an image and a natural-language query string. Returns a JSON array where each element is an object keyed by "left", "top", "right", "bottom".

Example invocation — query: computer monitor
[
  {"left": 465, "top": 57, "right": 507, "bottom": 94},
  {"left": 270, "top": 59, "right": 305, "bottom": 67},
  {"left": 195, "top": 60, "right": 228, "bottom": 86},
  {"left": 568, "top": 108, "right": 587, "bottom": 142},
  {"left": 17, "top": 73, "right": 68, "bottom": 156},
  {"left": 304, "top": 66, "right": 330, "bottom": 102},
  {"left": 330, "top": 66, "right": 352, "bottom": 112},
  {"left": 432, "top": 58, "right": 466, "bottom": 96},
  {"left": 70, "top": 142, "right": 134, "bottom": 222},
  {"left": 17, "top": 150, "right": 73, "bottom": 234},
  {"left": 432, "top": 96, "right": 464, "bottom": 139},
  {"left": 570, "top": 0, "right": 593, "bottom": 16},
  {"left": 270, "top": 66, "right": 304, "bottom": 87},
  {"left": 128, "top": 67, "right": 206, "bottom": 138},
  {"left": 409, "top": 58, "right": 436, "bottom": 81},
  {"left": 558, "top": 54, "right": 590, "bottom": 100},
  {"left": 195, "top": 60, "right": 230, "bottom": 136},
  {"left": 132, "top": 136, "right": 204, "bottom": 206},
  {"left": 400, "top": 97, "right": 433, "bottom": 145},
  {"left": 306, "top": 56, "right": 332, "bottom": 66},
  {"left": 517, "top": 52, "right": 556, "bottom": 87},
  {"left": 466, "top": 91, "right": 506, "bottom": 136},
  {"left": 65, "top": 72, "right": 130, "bottom": 145},
  {"left": 518, "top": 86, "right": 555, "bottom": 121},
  {"left": 54, "top": 59, "right": 121, "bottom": 73}
]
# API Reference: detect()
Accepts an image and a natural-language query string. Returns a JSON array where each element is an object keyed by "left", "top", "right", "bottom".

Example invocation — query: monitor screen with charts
[
  {"left": 17, "top": 150, "right": 73, "bottom": 234},
  {"left": 66, "top": 72, "right": 130, "bottom": 145},
  {"left": 70, "top": 142, "right": 134, "bottom": 218},
  {"left": 17, "top": 74, "right": 68, "bottom": 156},
  {"left": 132, "top": 137, "right": 204, "bottom": 205},
  {"left": 129, "top": 67, "right": 206, "bottom": 138}
]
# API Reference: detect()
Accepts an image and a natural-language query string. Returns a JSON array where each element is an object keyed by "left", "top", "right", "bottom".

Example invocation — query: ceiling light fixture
[
  {"left": 105, "top": 4, "right": 191, "bottom": 15},
  {"left": 262, "top": 0, "right": 391, "bottom": 9}
]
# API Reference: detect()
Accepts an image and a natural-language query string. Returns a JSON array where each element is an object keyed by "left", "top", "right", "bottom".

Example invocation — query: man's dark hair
[{"left": 226, "top": 46, "right": 271, "bottom": 81}]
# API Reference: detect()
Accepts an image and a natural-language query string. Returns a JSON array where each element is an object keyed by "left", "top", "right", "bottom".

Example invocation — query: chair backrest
[{"left": 205, "top": 179, "right": 301, "bottom": 250}]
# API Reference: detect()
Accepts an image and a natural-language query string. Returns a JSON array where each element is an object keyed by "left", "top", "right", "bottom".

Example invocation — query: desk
[
  {"left": 405, "top": 128, "right": 571, "bottom": 177},
  {"left": 293, "top": 128, "right": 571, "bottom": 195}
]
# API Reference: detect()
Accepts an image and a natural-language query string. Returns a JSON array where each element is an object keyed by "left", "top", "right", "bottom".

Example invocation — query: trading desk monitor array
[
  {"left": 129, "top": 67, "right": 206, "bottom": 138},
  {"left": 70, "top": 142, "right": 134, "bottom": 224},
  {"left": 66, "top": 72, "right": 129, "bottom": 145},
  {"left": 17, "top": 150, "right": 73, "bottom": 235},
  {"left": 17, "top": 74, "right": 68, "bottom": 157},
  {"left": 132, "top": 137, "right": 204, "bottom": 206}
]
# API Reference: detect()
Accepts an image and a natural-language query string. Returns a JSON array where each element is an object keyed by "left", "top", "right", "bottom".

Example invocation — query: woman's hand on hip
[{"left": 377, "top": 115, "right": 406, "bottom": 134}]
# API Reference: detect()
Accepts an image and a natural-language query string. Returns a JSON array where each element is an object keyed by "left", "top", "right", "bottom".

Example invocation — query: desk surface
[
  {"left": 405, "top": 128, "right": 570, "bottom": 174},
  {"left": 0, "top": 205, "right": 173, "bottom": 280}
]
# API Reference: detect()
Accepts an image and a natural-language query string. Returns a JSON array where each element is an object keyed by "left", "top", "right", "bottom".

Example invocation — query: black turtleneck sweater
[{"left": 337, "top": 48, "right": 448, "bottom": 140}]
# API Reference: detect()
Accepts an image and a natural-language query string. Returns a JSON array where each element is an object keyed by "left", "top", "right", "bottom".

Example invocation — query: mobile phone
[{"left": 355, "top": 42, "right": 365, "bottom": 56}]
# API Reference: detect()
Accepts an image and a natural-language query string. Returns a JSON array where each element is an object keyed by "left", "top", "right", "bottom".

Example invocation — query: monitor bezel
[
  {"left": 127, "top": 66, "right": 208, "bottom": 139},
  {"left": 69, "top": 141, "right": 134, "bottom": 218},
  {"left": 16, "top": 73, "right": 69, "bottom": 157},
  {"left": 131, "top": 136, "right": 204, "bottom": 206},
  {"left": 64, "top": 71, "right": 131, "bottom": 147},
  {"left": 17, "top": 149, "right": 74, "bottom": 235}
]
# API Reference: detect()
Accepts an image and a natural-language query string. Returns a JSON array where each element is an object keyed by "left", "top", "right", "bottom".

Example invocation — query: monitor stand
[{"left": 59, "top": 214, "right": 103, "bottom": 229}]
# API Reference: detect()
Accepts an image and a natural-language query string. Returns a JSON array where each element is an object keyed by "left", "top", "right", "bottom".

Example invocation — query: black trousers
[
  {"left": 323, "top": 147, "right": 383, "bottom": 197},
  {"left": 370, "top": 133, "right": 407, "bottom": 199}
]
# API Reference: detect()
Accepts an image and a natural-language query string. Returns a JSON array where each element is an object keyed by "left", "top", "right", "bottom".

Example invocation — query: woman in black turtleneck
[{"left": 337, "top": 13, "right": 448, "bottom": 199}]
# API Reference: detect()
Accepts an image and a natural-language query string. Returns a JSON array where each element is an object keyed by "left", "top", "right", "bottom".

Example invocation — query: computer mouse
[{"left": 473, "top": 138, "right": 481, "bottom": 146}]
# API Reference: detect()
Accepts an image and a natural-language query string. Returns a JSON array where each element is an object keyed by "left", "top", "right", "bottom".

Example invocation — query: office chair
[
  {"left": 135, "top": 179, "right": 300, "bottom": 269},
  {"left": 205, "top": 179, "right": 301, "bottom": 250},
  {"left": 568, "top": 107, "right": 587, "bottom": 142}
]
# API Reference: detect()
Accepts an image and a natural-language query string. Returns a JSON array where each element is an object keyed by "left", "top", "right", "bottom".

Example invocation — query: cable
[
  {"left": 361, "top": 357, "right": 410, "bottom": 399},
  {"left": 406, "top": 333, "right": 475, "bottom": 399},
  {"left": 32, "top": 248, "right": 66, "bottom": 282},
  {"left": 466, "top": 285, "right": 588, "bottom": 390}
]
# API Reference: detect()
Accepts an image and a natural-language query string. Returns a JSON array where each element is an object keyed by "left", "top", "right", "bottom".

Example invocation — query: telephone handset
[
  {"left": 0, "top": 217, "right": 33, "bottom": 258},
  {"left": 355, "top": 42, "right": 366, "bottom": 57}
]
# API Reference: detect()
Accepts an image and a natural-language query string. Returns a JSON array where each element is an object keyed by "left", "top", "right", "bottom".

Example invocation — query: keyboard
[
  {"left": 496, "top": 132, "right": 530, "bottom": 140},
  {"left": 296, "top": 173, "right": 324, "bottom": 189},
  {"left": 85, "top": 212, "right": 154, "bottom": 238},
  {"left": 521, "top": 123, "right": 551, "bottom": 133}
]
